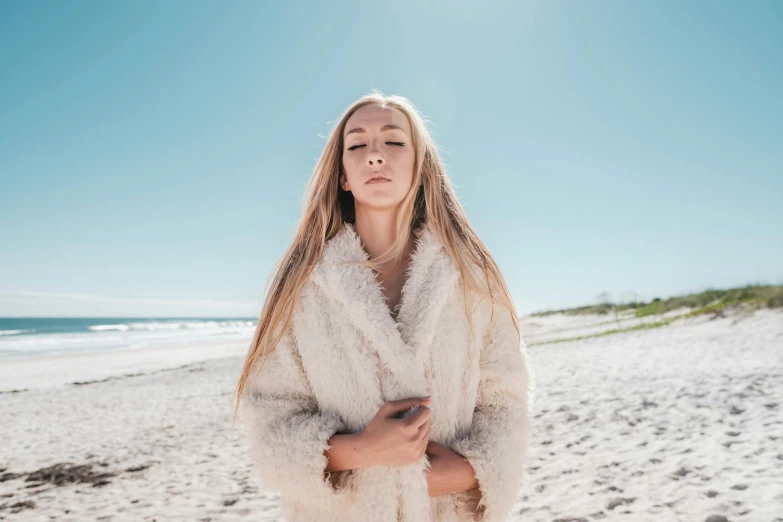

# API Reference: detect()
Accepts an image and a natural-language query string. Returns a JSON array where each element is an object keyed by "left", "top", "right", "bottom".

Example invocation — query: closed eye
[{"left": 347, "top": 142, "right": 406, "bottom": 151}]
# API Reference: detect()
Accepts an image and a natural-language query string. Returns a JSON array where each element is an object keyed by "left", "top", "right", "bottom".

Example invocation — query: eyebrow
[{"left": 344, "top": 124, "right": 407, "bottom": 138}]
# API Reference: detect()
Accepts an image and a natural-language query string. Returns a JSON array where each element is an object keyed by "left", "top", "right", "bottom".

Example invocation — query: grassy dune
[
  {"left": 526, "top": 284, "right": 782, "bottom": 346},
  {"left": 531, "top": 284, "right": 783, "bottom": 318}
]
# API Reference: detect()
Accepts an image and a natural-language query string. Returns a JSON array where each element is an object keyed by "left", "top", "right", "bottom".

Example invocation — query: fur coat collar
[{"left": 309, "top": 220, "right": 464, "bottom": 403}]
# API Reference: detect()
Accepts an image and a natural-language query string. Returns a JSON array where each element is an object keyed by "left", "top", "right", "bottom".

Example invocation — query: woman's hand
[
  {"left": 425, "top": 441, "right": 480, "bottom": 498},
  {"left": 357, "top": 397, "right": 432, "bottom": 467}
]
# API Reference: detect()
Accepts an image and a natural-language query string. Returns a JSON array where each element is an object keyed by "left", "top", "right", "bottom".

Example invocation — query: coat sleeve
[
  {"left": 238, "top": 323, "right": 356, "bottom": 506},
  {"left": 449, "top": 295, "right": 534, "bottom": 522}
]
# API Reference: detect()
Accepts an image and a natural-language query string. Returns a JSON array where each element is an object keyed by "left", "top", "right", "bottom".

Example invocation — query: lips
[{"left": 366, "top": 176, "right": 391, "bottom": 183}]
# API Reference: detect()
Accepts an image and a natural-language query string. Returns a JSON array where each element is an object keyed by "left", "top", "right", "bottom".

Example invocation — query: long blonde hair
[{"left": 232, "top": 90, "right": 520, "bottom": 420}]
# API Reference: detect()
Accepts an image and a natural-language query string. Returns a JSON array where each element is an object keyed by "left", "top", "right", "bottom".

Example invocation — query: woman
[{"left": 233, "top": 91, "right": 534, "bottom": 522}]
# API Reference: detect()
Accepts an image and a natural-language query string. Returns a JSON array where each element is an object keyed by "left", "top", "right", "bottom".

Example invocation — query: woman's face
[{"left": 340, "top": 104, "right": 416, "bottom": 213}]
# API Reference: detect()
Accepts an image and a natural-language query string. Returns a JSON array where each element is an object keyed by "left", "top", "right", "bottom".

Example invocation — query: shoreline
[
  {"left": 0, "top": 338, "right": 250, "bottom": 393},
  {"left": 4, "top": 307, "right": 778, "bottom": 394}
]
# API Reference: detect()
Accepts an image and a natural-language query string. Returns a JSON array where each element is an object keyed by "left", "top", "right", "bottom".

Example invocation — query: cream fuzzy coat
[{"left": 239, "top": 221, "right": 533, "bottom": 522}]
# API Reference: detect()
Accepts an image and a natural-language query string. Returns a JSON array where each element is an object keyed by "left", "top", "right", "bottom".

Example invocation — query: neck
[{"left": 353, "top": 212, "right": 414, "bottom": 265}]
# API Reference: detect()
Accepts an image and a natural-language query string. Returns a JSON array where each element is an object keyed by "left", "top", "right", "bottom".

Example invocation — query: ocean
[{"left": 0, "top": 317, "right": 256, "bottom": 360}]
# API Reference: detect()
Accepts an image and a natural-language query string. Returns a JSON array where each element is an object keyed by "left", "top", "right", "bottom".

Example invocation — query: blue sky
[{"left": 1, "top": 0, "right": 781, "bottom": 317}]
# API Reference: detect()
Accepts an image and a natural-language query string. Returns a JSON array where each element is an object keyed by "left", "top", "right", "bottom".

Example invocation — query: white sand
[{"left": 1, "top": 307, "right": 781, "bottom": 521}]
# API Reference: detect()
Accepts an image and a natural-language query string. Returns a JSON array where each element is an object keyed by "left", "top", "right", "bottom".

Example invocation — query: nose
[
  {"left": 366, "top": 143, "right": 384, "bottom": 167},
  {"left": 366, "top": 155, "right": 383, "bottom": 167}
]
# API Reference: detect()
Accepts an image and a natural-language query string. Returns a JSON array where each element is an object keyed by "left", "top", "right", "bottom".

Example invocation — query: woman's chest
[{"left": 376, "top": 266, "right": 407, "bottom": 320}]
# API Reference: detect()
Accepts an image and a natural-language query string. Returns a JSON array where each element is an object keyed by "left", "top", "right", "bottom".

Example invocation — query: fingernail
[{"left": 423, "top": 395, "right": 432, "bottom": 400}]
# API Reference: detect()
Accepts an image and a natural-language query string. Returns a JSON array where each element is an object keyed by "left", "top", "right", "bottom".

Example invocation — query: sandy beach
[{"left": 1, "top": 307, "right": 781, "bottom": 521}]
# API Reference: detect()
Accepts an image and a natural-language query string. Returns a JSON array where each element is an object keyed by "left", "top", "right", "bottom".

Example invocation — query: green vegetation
[
  {"left": 531, "top": 284, "right": 783, "bottom": 318},
  {"left": 527, "top": 284, "right": 782, "bottom": 347}
]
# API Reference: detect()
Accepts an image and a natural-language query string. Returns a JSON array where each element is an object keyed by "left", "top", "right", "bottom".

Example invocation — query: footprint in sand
[{"left": 606, "top": 497, "right": 635, "bottom": 510}]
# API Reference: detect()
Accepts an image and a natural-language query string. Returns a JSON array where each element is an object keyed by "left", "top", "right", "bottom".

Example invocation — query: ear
[{"left": 340, "top": 171, "right": 351, "bottom": 192}]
